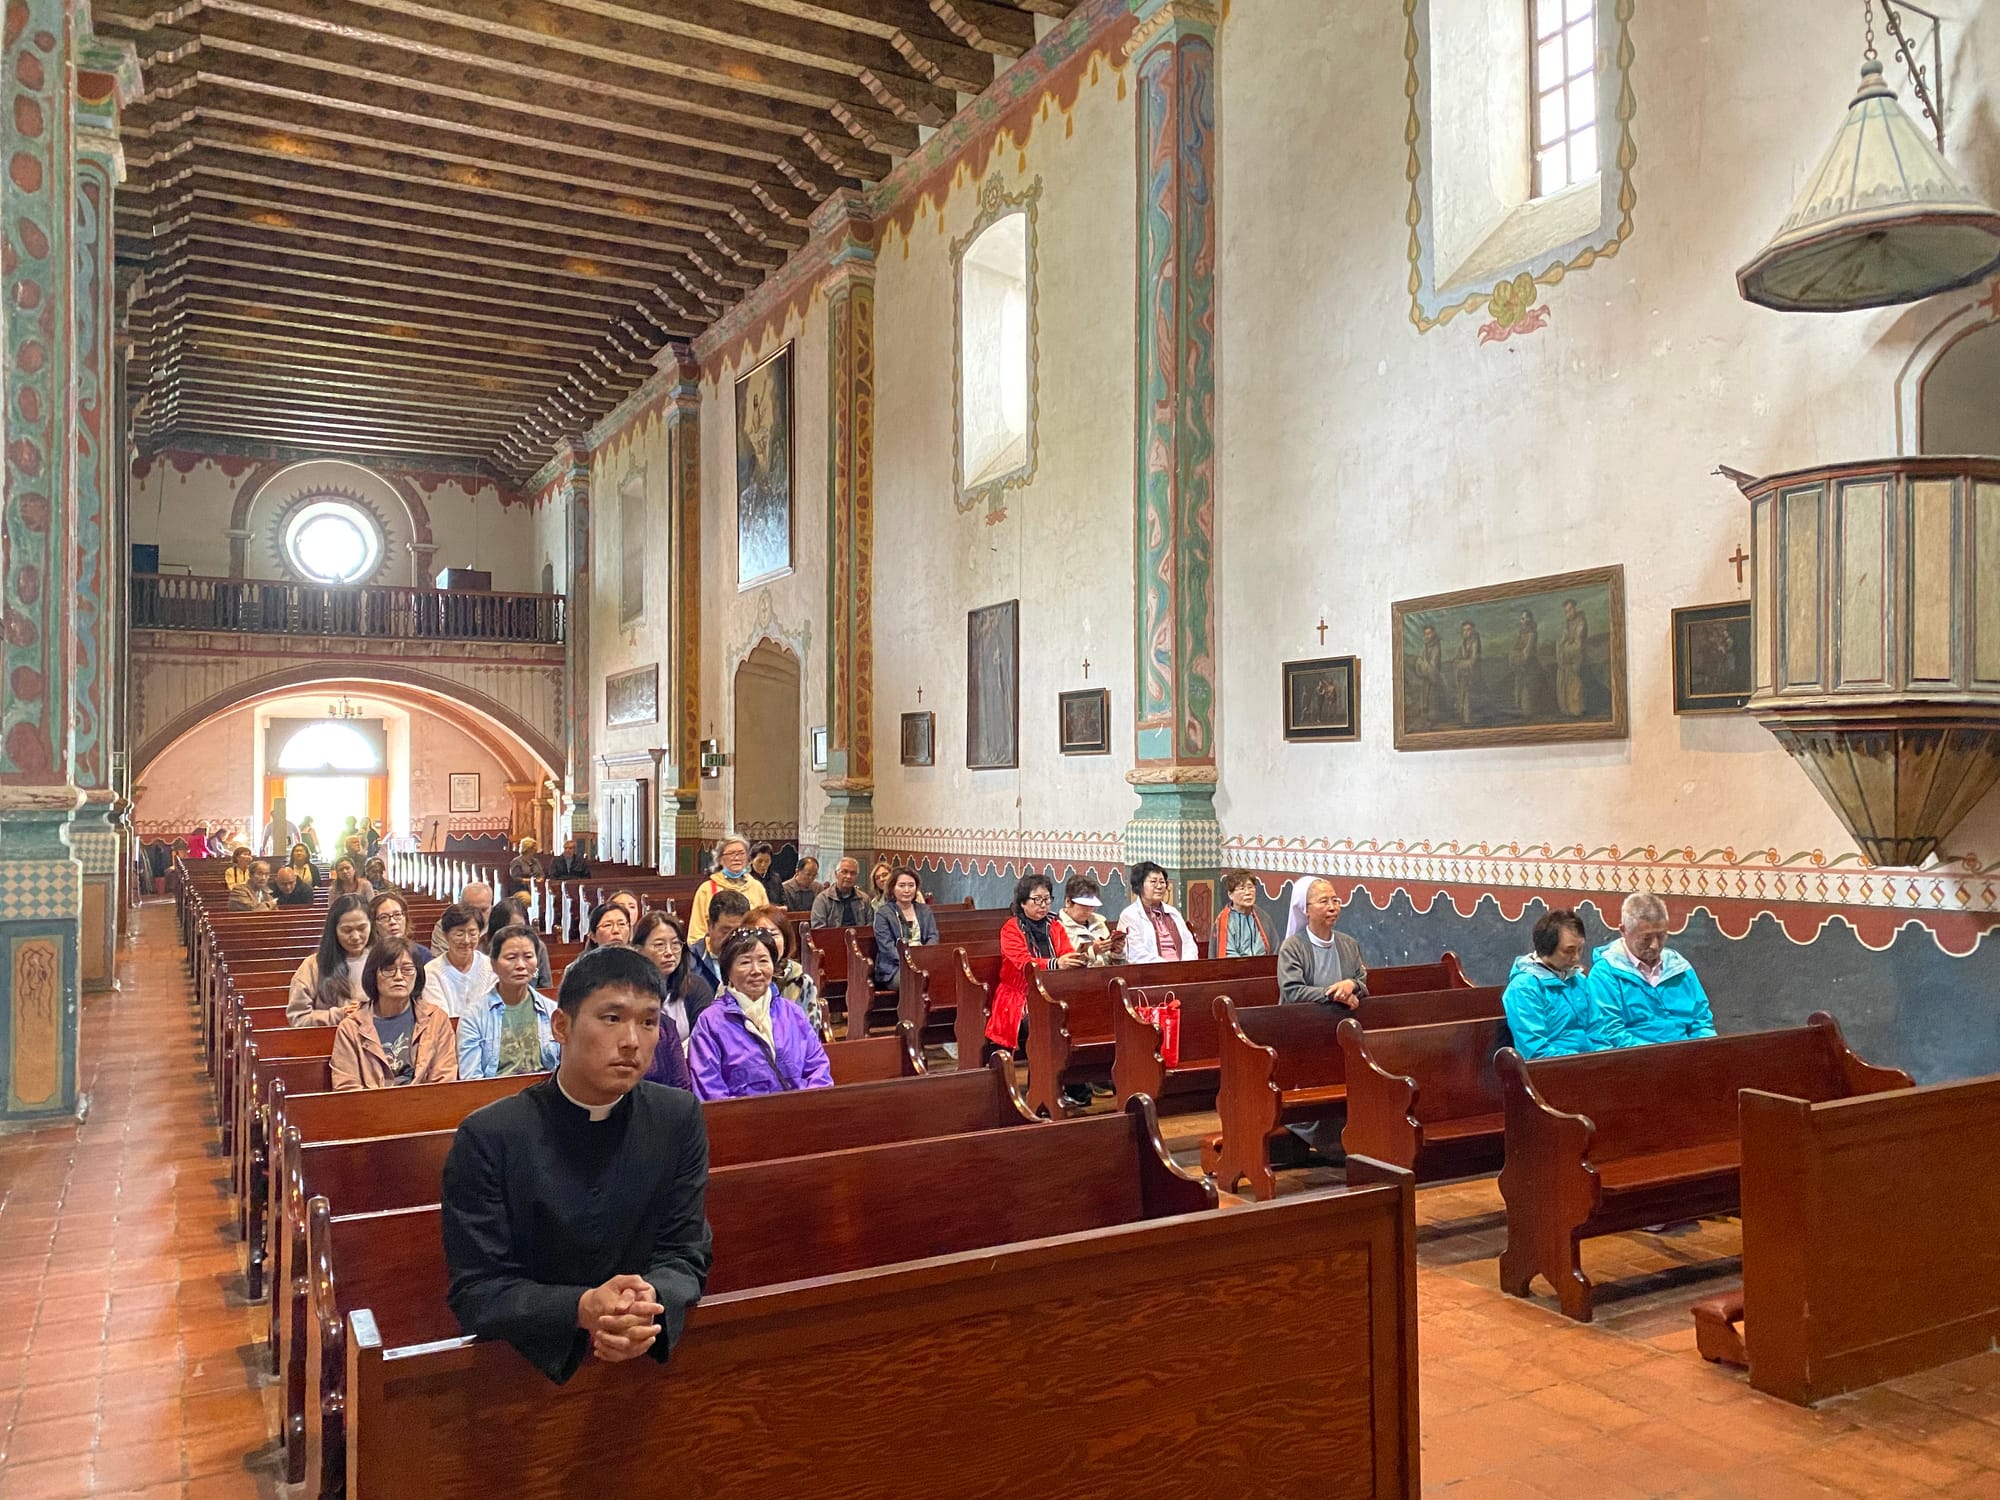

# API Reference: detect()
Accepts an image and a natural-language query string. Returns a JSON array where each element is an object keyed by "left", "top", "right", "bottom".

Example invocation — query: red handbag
[{"left": 1132, "top": 997, "right": 1182, "bottom": 1067}]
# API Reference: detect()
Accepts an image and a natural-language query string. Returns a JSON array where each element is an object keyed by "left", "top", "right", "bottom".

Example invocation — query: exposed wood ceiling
[{"left": 99, "top": 0, "right": 1071, "bottom": 484}]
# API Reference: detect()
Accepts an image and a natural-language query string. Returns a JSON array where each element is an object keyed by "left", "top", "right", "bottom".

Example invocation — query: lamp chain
[{"left": 1861, "top": 0, "right": 1877, "bottom": 59}]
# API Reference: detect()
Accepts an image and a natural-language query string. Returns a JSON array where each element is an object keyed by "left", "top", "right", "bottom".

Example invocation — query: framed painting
[
  {"left": 900, "top": 711, "right": 935, "bottom": 768},
  {"left": 605, "top": 664, "right": 659, "bottom": 728},
  {"left": 1059, "top": 688, "right": 1110, "bottom": 755},
  {"left": 1392, "top": 565, "right": 1627, "bottom": 750},
  {"left": 1283, "top": 656, "right": 1359, "bottom": 742},
  {"left": 1672, "top": 601, "right": 1753, "bottom": 714},
  {"left": 809, "top": 724, "right": 829, "bottom": 771},
  {"left": 448, "top": 773, "right": 480, "bottom": 813},
  {"left": 734, "top": 341, "right": 794, "bottom": 587},
  {"left": 966, "top": 599, "right": 1020, "bottom": 770}
]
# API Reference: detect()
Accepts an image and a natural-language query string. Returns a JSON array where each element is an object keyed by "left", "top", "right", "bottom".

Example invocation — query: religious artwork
[
  {"left": 1059, "top": 688, "right": 1110, "bottom": 756},
  {"left": 1672, "top": 601, "right": 1754, "bottom": 715},
  {"left": 1392, "top": 567, "right": 1627, "bottom": 750},
  {"left": 605, "top": 664, "right": 659, "bottom": 728},
  {"left": 966, "top": 600, "right": 1021, "bottom": 770},
  {"left": 734, "top": 342, "right": 793, "bottom": 587},
  {"left": 900, "top": 712, "right": 935, "bottom": 768},
  {"left": 448, "top": 773, "right": 481, "bottom": 814},
  {"left": 810, "top": 725, "right": 829, "bottom": 772},
  {"left": 1477, "top": 273, "right": 1552, "bottom": 345},
  {"left": 1283, "top": 657, "right": 1360, "bottom": 742}
]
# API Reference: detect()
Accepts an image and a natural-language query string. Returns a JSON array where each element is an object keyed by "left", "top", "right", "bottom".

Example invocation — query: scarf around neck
[
  {"left": 1016, "top": 912, "right": 1055, "bottom": 961},
  {"left": 731, "top": 985, "right": 776, "bottom": 1053}
]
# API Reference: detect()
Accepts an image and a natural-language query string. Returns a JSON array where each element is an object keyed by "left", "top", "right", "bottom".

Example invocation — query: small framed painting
[
  {"left": 900, "top": 711, "right": 935, "bottom": 768},
  {"left": 1283, "top": 656, "right": 1359, "bottom": 742},
  {"left": 448, "top": 773, "right": 481, "bottom": 813},
  {"left": 1672, "top": 601, "right": 1753, "bottom": 714},
  {"left": 1058, "top": 688, "right": 1110, "bottom": 755},
  {"left": 809, "top": 724, "right": 829, "bottom": 771}
]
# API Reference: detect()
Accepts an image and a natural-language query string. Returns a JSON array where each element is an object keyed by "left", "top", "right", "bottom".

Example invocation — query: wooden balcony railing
[{"left": 131, "top": 574, "right": 566, "bottom": 645}]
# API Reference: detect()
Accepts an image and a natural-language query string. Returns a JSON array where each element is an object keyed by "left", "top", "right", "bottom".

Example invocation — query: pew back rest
[
  {"left": 261, "top": 1056, "right": 335, "bottom": 1103},
  {"left": 703, "top": 1104, "right": 1208, "bottom": 1295},
  {"left": 324, "top": 1205, "right": 459, "bottom": 1344},
  {"left": 283, "top": 1074, "right": 547, "bottom": 1144},
  {"left": 703, "top": 1059, "right": 1033, "bottom": 1168},
  {"left": 1363, "top": 953, "right": 1473, "bottom": 995},
  {"left": 1520, "top": 1016, "right": 1905, "bottom": 1162},
  {"left": 301, "top": 1133, "right": 456, "bottom": 1217},
  {"left": 1045, "top": 956, "right": 1280, "bottom": 1036},
  {"left": 822, "top": 1024, "right": 925, "bottom": 1084},
  {"left": 1230, "top": 1001, "right": 1349, "bottom": 1091},
  {"left": 1345, "top": 1015, "right": 1514, "bottom": 1123}
]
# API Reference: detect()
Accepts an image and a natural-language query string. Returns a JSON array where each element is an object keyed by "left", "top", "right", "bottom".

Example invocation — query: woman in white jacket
[{"left": 1115, "top": 861, "right": 1200, "bottom": 963}]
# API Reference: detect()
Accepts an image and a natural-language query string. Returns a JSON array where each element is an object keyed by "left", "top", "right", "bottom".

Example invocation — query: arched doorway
[
  {"left": 732, "top": 642, "right": 801, "bottom": 862},
  {"left": 1919, "top": 320, "right": 2000, "bottom": 454}
]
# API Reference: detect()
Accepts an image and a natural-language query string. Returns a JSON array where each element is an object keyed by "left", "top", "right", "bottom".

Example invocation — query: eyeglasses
[
  {"left": 1023, "top": 893, "right": 1051, "bottom": 905},
  {"left": 382, "top": 964, "right": 417, "bottom": 979}
]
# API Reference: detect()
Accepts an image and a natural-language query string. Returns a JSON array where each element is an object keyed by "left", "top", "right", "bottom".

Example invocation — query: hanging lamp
[{"left": 1738, "top": 2, "right": 2000, "bottom": 313}]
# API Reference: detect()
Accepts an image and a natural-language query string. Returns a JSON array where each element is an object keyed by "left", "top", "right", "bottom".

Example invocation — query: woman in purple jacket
[{"left": 687, "top": 928, "right": 833, "bottom": 1100}]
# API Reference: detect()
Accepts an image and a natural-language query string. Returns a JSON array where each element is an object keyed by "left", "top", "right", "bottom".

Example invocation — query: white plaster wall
[
  {"left": 129, "top": 452, "right": 537, "bottom": 590},
  {"left": 1213, "top": 0, "right": 2000, "bottom": 866},
  {"left": 589, "top": 405, "right": 673, "bottom": 782},
  {"left": 699, "top": 299, "right": 829, "bottom": 847},
  {"left": 869, "top": 63, "right": 1139, "bottom": 842},
  {"left": 130, "top": 710, "right": 253, "bottom": 837}
]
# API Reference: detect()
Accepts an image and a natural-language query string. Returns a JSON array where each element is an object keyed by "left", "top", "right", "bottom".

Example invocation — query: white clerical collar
[{"left": 556, "top": 1072, "right": 617, "bottom": 1122}]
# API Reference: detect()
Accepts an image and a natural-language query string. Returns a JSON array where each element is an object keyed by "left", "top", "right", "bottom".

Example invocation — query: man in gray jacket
[{"left": 1276, "top": 878, "right": 1368, "bottom": 1008}]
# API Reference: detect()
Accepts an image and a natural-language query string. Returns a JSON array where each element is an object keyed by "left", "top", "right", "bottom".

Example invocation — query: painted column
[
  {"left": 661, "top": 344, "right": 705, "bottom": 873},
  {"left": 113, "top": 268, "right": 142, "bottom": 932},
  {"left": 71, "top": 42, "right": 139, "bottom": 993},
  {"left": 555, "top": 439, "right": 593, "bottom": 841},
  {"left": 815, "top": 194, "right": 879, "bottom": 868},
  {"left": 1, "top": 0, "right": 85, "bottom": 1125},
  {"left": 1124, "top": 0, "right": 1222, "bottom": 939}
]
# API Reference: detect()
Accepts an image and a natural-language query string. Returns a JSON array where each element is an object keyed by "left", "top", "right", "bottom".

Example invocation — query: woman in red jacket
[{"left": 984, "top": 872, "right": 1087, "bottom": 1068}]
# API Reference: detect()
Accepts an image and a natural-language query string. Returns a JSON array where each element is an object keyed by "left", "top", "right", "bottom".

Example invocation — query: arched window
[
  {"left": 954, "top": 185, "right": 1040, "bottom": 518},
  {"left": 284, "top": 497, "right": 383, "bottom": 585},
  {"left": 277, "top": 721, "right": 381, "bottom": 773}
]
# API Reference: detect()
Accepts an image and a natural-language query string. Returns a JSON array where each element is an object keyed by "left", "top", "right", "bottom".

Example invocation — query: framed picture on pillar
[
  {"left": 810, "top": 725, "right": 829, "bottom": 772},
  {"left": 900, "top": 712, "right": 935, "bottom": 768},
  {"left": 605, "top": 664, "right": 660, "bottom": 728},
  {"left": 448, "top": 773, "right": 480, "bottom": 813},
  {"left": 734, "top": 341, "right": 794, "bottom": 588},
  {"left": 966, "top": 599, "right": 1020, "bottom": 770}
]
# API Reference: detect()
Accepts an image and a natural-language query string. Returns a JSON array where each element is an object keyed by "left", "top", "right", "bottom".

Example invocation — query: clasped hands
[
  {"left": 1322, "top": 979, "right": 1361, "bottom": 1010},
  {"left": 578, "top": 1274, "right": 663, "bottom": 1363}
]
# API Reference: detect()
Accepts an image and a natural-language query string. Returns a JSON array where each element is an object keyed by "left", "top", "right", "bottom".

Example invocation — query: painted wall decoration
[
  {"left": 605, "top": 663, "right": 660, "bottom": 729},
  {"left": 1392, "top": 566, "right": 1628, "bottom": 750},
  {"left": 734, "top": 342, "right": 794, "bottom": 588},
  {"left": 900, "top": 712, "right": 935, "bottom": 768},
  {"left": 1283, "top": 656, "right": 1359, "bottom": 743},
  {"left": 447, "top": 773, "right": 481, "bottom": 814},
  {"left": 1672, "top": 602, "right": 1753, "bottom": 715},
  {"left": 1059, "top": 688, "right": 1110, "bottom": 756},
  {"left": 967, "top": 599, "right": 1022, "bottom": 771}
]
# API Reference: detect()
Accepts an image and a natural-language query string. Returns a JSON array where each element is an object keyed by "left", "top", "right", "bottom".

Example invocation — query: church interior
[{"left": 5, "top": 0, "right": 2000, "bottom": 1494}]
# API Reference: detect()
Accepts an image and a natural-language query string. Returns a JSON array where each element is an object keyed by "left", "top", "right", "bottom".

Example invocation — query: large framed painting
[
  {"left": 900, "top": 711, "right": 935, "bottom": 768},
  {"left": 1283, "top": 656, "right": 1359, "bottom": 742},
  {"left": 734, "top": 342, "right": 793, "bottom": 588},
  {"left": 1672, "top": 601, "right": 1753, "bottom": 714},
  {"left": 1392, "top": 566, "right": 1627, "bottom": 750},
  {"left": 967, "top": 599, "right": 1021, "bottom": 769},
  {"left": 605, "top": 664, "right": 659, "bottom": 728},
  {"left": 1058, "top": 688, "right": 1109, "bottom": 755}
]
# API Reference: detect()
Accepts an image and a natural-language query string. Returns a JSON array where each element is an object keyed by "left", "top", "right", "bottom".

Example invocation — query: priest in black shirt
[{"left": 441, "top": 945, "right": 713, "bottom": 1383}]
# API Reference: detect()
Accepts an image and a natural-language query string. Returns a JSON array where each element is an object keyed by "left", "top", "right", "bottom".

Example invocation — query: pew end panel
[
  {"left": 1111, "top": 989, "right": 1171, "bottom": 1108},
  {"left": 1805, "top": 1011, "right": 1916, "bottom": 1098},
  {"left": 1339, "top": 1015, "right": 1512, "bottom": 1182},
  {"left": 346, "top": 1175, "right": 1423, "bottom": 1500},
  {"left": 1337, "top": 1017, "right": 1422, "bottom": 1171},
  {"left": 1494, "top": 1047, "right": 1601, "bottom": 1321},
  {"left": 822, "top": 1021, "right": 928, "bottom": 1085},
  {"left": 1211, "top": 997, "right": 1285, "bottom": 1201}
]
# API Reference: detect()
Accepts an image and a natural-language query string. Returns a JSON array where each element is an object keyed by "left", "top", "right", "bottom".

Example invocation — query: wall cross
[
  {"left": 1316, "top": 618, "right": 1328, "bottom": 645},
  {"left": 1082, "top": 657, "right": 1091, "bottom": 680},
  {"left": 916, "top": 685, "right": 923, "bottom": 704},
  {"left": 1729, "top": 545, "right": 1750, "bottom": 586}
]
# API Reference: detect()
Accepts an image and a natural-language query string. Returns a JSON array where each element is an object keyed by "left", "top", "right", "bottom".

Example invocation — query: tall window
[
  {"left": 958, "top": 211, "right": 1031, "bottom": 492},
  {"left": 1531, "top": 0, "right": 1597, "bottom": 198}
]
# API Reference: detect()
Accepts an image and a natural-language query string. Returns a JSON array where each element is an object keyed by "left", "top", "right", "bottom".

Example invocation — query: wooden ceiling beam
[
  {"left": 148, "top": 400, "right": 514, "bottom": 449},
  {"left": 154, "top": 386, "right": 530, "bottom": 436},
  {"left": 161, "top": 352, "right": 559, "bottom": 404},
  {"left": 927, "top": 1, "right": 1039, "bottom": 57},
  {"left": 754, "top": 0, "right": 1032, "bottom": 59}
]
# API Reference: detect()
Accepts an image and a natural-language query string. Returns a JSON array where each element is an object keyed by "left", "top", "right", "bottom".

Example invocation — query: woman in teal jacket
[
  {"left": 1583, "top": 892, "right": 1716, "bottom": 1048},
  {"left": 1501, "top": 909, "right": 1596, "bottom": 1058}
]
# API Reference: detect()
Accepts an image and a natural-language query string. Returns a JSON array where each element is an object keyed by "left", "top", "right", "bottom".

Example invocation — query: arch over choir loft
[{"left": 132, "top": 670, "right": 561, "bottom": 852}]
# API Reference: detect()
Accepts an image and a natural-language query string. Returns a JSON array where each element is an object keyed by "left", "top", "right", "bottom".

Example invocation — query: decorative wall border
[
  {"left": 132, "top": 445, "right": 524, "bottom": 508},
  {"left": 1402, "top": 0, "right": 1639, "bottom": 333},
  {"left": 951, "top": 176, "right": 1044, "bottom": 522}
]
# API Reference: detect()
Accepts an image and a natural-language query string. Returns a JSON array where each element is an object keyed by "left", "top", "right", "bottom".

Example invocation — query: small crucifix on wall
[
  {"left": 916, "top": 685, "right": 923, "bottom": 704},
  {"left": 1729, "top": 544, "right": 1750, "bottom": 586},
  {"left": 1316, "top": 618, "right": 1328, "bottom": 645},
  {"left": 1082, "top": 657, "right": 1091, "bottom": 680}
]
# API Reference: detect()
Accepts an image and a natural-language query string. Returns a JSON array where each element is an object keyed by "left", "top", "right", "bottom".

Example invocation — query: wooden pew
[
  {"left": 823, "top": 1022, "right": 926, "bottom": 1084},
  {"left": 1338, "top": 1015, "right": 1515, "bottom": 1182},
  {"left": 1209, "top": 986, "right": 1507, "bottom": 1200},
  {"left": 310, "top": 1101, "right": 1231, "bottom": 1496},
  {"left": 1496, "top": 1013, "right": 1911, "bottom": 1322},
  {"left": 1025, "top": 956, "right": 1281, "bottom": 1119},
  {"left": 1111, "top": 953, "right": 1477, "bottom": 1112},
  {"left": 895, "top": 939, "right": 999, "bottom": 1046},
  {"left": 1691, "top": 1073, "right": 2000, "bottom": 1405},
  {"left": 339, "top": 1166, "right": 1422, "bottom": 1499},
  {"left": 837, "top": 908, "right": 1013, "bottom": 1040}
]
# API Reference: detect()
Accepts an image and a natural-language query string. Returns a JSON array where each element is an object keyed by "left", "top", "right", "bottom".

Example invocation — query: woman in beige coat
[{"left": 330, "top": 937, "right": 458, "bottom": 1090}]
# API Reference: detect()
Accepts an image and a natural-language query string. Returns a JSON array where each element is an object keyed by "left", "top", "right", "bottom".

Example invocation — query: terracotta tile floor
[{"left": 2, "top": 911, "right": 1993, "bottom": 1499}]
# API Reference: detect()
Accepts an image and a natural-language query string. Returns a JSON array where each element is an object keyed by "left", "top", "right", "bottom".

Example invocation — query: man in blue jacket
[
  {"left": 1584, "top": 891, "right": 1716, "bottom": 1048},
  {"left": 1501, "top": 908, "right": 1596, "bottom": 1058}
]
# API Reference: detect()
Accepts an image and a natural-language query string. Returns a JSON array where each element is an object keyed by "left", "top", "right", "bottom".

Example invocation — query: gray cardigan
[{"left": 1276, "top": 929, "right": 1369, "bottom": 1006}]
